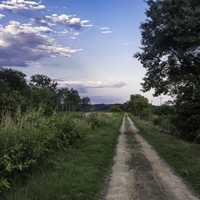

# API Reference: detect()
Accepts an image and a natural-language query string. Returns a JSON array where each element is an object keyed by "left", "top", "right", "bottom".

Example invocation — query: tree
[
  {"left": 128, "top": 95, "right": 149, "bottom": 117},
  {"left": 30, "top": 74, "right": 57, "bottom": 90},
  {"left": 0, "top": 69, "right": 86, "bottom": 116},
  {"left": 0, "top": 68, "right": 30, "bottom": 114},
  {"left": 81, "top": 97, "right": 91, "bottom": 112},
  {"left": 68, "top": 89, "right": 81, "bottom": 111},
  {"left": 136, "top": 0, "right": 200, "bottom": 140},
  {"left": 56, "top": 88, "right": 83, "bottom": 112},
  {"left": 0, "top": 68, "right": 29, "bottom": 95},
  {"left": 29, "top": 74, "right": 57, "bottom": 113},
  {"left": 136, "top": 0, "right": 200, "bottom": 96},
  {"left": 110, "top": 104, "right": 123, "bottom": 113}
]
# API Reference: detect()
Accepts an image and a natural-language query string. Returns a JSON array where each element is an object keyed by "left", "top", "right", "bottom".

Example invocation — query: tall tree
[
  {"left": 0, "top": 68, "right": 29, "bottom": 95},
  {"left": 0, "top": 68, "right": 30, "bottom": 114},
  {"left": 136, "top": 0, "right": 200, "bottom": 95},
  {"left": 68, "top": 89, "right": 81, "bottom": 111},
  {"left": 136, "top": 0, "right": 200, "bottom": 140},
  {"left": 29, "top": 74, "right": 57, "bottom": 112},
  {"left": 30, "top": 74, "right": 57, "bottom": 90},
  {"left": 81, "top": 97, "right": 91, "bottom": 111}
]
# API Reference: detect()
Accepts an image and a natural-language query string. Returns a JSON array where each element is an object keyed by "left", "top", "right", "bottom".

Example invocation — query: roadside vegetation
[
  {"left": 0, "top": 68, "right": 91, "bottom": 116},
  {"left": 134, "top": 0, "right": 200, "bottom": 142},
  {"left": 131, "top": 116, "right": 200, "bottom": 196},
  {"left": 0, "top": 111, "right": 84, "bottom": 193},
  {"left": 0, "top": 68, "right": 122, "bottom": 198},
  {"left": 2, "top": 112, "right": 121, "bottom": 199}
]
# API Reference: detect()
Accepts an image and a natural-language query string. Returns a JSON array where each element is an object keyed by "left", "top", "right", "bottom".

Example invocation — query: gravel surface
[{"left": 104, "top": 114, "right": 199, "bottom": 200}]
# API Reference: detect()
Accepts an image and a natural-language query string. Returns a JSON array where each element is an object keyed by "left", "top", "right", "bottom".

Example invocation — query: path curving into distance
[{"left": 104, "top": 114, "right": 199, "bottom": 200}]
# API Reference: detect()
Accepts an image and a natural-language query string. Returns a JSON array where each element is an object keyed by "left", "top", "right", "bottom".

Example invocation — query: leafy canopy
[{"left": 136, "top": 0, "right": 200, "bottom": 96}]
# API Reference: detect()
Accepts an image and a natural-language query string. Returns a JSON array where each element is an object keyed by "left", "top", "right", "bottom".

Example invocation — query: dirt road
[{"left": 104, "top": 114, "right": 199, "bottom": 200}]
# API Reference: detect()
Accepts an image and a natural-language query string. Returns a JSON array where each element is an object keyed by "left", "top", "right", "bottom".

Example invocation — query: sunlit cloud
[
  {"left": 0, "top": 0, "right": 46, "bottom": 11},
  {"left": 45, "top": 14, "right": 93, "bottom": 30}
]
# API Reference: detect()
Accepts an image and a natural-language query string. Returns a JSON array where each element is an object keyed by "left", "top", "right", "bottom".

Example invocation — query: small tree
[
  {"left": 128, "top": 95, "right": 150, "bottom": 118},
  {"left": 0, "top": 68, "right": 30, "bottom": 114},
  {"left": 29, "top": 74, "right": 57, "bottom": 113},
  {"left": 81, "top": 97, "right": 91, "bottom": 112}
]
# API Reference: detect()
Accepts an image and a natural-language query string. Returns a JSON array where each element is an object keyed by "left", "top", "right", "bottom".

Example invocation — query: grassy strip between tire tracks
[
  {"left": 5, "top": 113, "right": 122, "bottom": 200},
  {"left": 131, "top": 116, "right": 200, "bottom": 197}
]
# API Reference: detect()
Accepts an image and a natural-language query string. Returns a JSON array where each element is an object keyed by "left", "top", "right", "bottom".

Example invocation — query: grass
[
  {"left": 0, "top": 111, "right": 89, "bottom": 193},
  {"left": 132, "top": 116, "right": 200, "bottom": 196},
  {"left": 5, "top": 113, "right": 122, "bottom": 200}
]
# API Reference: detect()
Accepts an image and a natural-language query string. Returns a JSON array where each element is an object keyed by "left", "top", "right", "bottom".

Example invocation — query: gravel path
[
  {"left": 105, "top": 115, "right": 136, "bottom": 200},
  {"left": 104, "top": 114, "right": 199, "bottom": 200}
]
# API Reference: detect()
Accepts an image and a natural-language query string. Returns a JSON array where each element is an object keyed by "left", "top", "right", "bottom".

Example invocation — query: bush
[
  {"left": 86, "top": 113, "right": 110, "bottom": 130},
  {"left": 152, "top": 114, "right": 177, "bottom": 135},
  {"left": 0, "top": 111, "right": 88, "bottom": 193}
]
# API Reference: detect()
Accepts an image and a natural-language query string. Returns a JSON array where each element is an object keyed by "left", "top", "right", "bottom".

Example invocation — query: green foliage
[
  {"left": 0, "top": 68, "right": 30, "bottom": 115},
  {"left": 0, "top": 69, "right": 90, "bottom": 115},
  {"left": 0, "top": 68, "right": 29, "bottom": 95},
  {"left": 152, "top": 115, "right": 177, "bottom": 135},
  {"left": 0, "top": 112, "right": 89, "bottom": 193},
  {"left": 132, "top": 116, "right": 200, "bottom": 196},
  {"left": 30, "top": 74, "right": 57, "bottom": 90},
  {"left": 152, "top": 104, "right": 175, "bottom": 116},
  {"left": 85, "top": 113, "right": 110, "bottom": 130},
  {"left": 174, "top": 84, "right": 200, "bottom": 141},
  {"left": 81, "top": 97, "right": 91, "bottom": 112},
  {"left": 127, "top": 94, "right": 150, "bottom": 118},
  {"left": 110, "top": 104, "right": 123, "bottom": 112},
  {"left": 5, "top": 113, "right": 122, "bottom": 200},
  {"left": 136, "top": 0, "right": 200, "bottom": 140},
  {"left": 57, "top": 88, "right": 82, "bottom": 112},
  {"left": 136, "top": 0, "right": 200, "bottom": 96}
]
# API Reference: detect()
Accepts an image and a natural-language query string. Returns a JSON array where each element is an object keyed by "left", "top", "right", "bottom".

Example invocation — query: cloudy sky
[{"left": 0, "top": 0, "right": 166, "bottom": 104}]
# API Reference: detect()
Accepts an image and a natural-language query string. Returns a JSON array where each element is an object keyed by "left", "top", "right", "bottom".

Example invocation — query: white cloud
[
  {"left": 101, "top": 30, "right": 112, "bottom": 34},
  {"left": 45, "top": 14, "right": 93, "bottom": 29},
  {"left": 100, "top": 27, "right": 111, "bottom": 31},
  {"left": 100, "top": 27, "right": 112, "bottom": 34},
  {"left": 0, "top": 0, "right": 45, "bottom": 11},
  {"left": 59, "top": 29, "right": 69, "bottom": 34},
  {"left": 0, "top": 13, "right": 5, "bottom": 19},
  {"left": 3, "top": 21, "right": 52, "bottom": 35},
  {"left": 56, "top": 80, "right": 126, "bottom": 89},
  {"left": 0, "top": 21, "right": 81, "bottom": 67}
]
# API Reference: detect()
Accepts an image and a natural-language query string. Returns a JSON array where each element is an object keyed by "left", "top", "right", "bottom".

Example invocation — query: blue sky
[{"left": 0, "top": 0, "right": 166, "bottom": 104}]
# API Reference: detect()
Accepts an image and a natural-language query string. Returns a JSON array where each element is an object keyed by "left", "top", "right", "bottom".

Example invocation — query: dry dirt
[{"left": 104, "top": 114, "right": 199, "bottom": 200}]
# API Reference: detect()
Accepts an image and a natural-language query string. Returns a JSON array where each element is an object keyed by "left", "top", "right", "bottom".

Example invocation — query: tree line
[{"left": 0, "top": 68, "right": 90, "bottom": 116}]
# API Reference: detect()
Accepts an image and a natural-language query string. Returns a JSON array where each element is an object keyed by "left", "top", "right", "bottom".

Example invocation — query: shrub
[
  {"left": 86, "top": 113, "right": 110, "bottom": 130},
  {"left": 0, "top": 111, "right": 88, "bottom": 193}
]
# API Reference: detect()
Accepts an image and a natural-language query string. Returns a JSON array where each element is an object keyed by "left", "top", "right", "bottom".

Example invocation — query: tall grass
[
  {"left": 5, "top": 113, "right": 122, "bottom": 200},
  {"left": 0, "top": 111, "right": 90, "bottom": 193}
]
